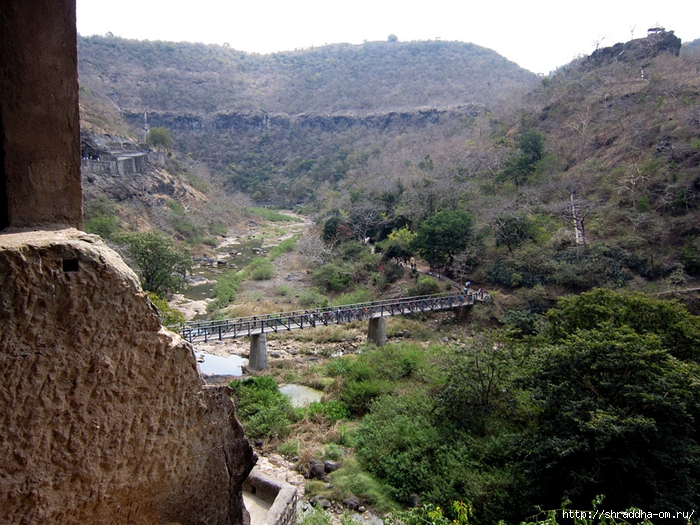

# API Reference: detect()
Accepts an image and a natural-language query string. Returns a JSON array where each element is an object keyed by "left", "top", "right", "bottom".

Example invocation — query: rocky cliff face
[
  {"left": 81, "top": 131, "right": 201, "bottom": 205},
  {"left": 582, "top": 29, "right": 682, "bottom": 68},
  {"left": 123, "top": 105, "right": 486, "bottom": 136},
  {"left": 0, "top": 229, "right": 255, "bottom": 524}
]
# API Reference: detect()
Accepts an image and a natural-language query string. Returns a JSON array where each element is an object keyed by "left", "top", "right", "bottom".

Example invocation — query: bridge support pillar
[
  {"left": 248, "top": 333, "right": 269, "bottom": 371},
  {"left": 367, "top": 318, "right": 387, "bottom": 346},
  {"left": 455, "top": 305, "right": 471, "bottom": 322}
]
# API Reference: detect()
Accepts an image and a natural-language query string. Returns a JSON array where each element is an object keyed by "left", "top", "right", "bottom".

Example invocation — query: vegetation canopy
[{"left": 113, "top": 230, "right": 192, "bottom": 296}]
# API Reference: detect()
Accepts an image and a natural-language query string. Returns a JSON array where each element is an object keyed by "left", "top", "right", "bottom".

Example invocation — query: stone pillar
[
  {"left": 455, "top": 305, "right": 471, "bottom": 322},
  {"left": 249, "top": 333, "right": 269, "bottom": 370},
  {"left": 0, "top": 0, "right": 82, "bottom": 230},
  {"left": 367, "top": 317, "right": 387, "bottom": 346}
]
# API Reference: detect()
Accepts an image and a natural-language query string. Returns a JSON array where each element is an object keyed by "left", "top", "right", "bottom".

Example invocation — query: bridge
[{"left": 180, "top": 291, "right": 488, "bottom": 370}]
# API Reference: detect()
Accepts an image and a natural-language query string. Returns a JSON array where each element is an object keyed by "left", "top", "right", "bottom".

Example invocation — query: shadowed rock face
[{"left": 0, "top": 229, "right": 255, "bottom": 525}]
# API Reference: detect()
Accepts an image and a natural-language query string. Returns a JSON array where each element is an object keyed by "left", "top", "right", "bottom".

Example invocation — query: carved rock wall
[{"left": 0, "top": 229, "right": 255, "bottom": 525}]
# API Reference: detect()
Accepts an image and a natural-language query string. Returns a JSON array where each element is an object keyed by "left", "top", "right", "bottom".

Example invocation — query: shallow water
[
  {"left": 195, "top": 352, "right": 246, "bottom": 376},
  {"left": 183, "top": 238, "right": 264, "bottom": 302},
  {"left": 279, "top": 384, "right": 323, "bottom": 408}
]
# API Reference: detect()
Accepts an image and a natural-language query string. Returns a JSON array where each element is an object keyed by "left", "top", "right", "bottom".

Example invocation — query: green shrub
[
  {"left": 340, "top": 380, "right": 385, "bottom": 416},
  {"left": 332, "top": 288, "right": 374, "bottom": 306},
  {"left": 312, "top": 263, "right": 353, "bottom": 292},
  {"left": 383, "top": 262, "right": 405, "bottom": 283},
  {"left": 327, "top": 456, "right": 398, "bottom": 512},
  {"left": 276, "top": 285, "right": 294, "bottom": 297},
  {"left": 277, "top": 439, "right": 299, "bottom": 457},
  {"left": 299, "top": 288, "right": 329, "bottom": 308},
  {"left": 327, "top": 356, "right": 352, "bottom": 377},
  {"left": 208, "top": 269, "right": 244, "bottom": 312},
  {"left": 248, "top": 257, "right": 275, "bottom": 280},
  {"left": 304, "top": 400, "right": 351, "bottom": 422},
  {"left": 147, "top": 292, "right": 185, "bottom": 327},
  {"left": 84, "top": 214, "right": 120, "bottom": 239},
  {"left": 84, "top": 197, "right": 120, "bottom": 239},
  {"left": 407, "top": 275, "right": 441, "bottom": 296},
  {"left": 269, "top": 236, "right": 298, "bottom": 260},
  {"left": 229, "top": 376, "right": 296, "bottom": 439},
  {"left": 324, "top": 442, "right": 344, "bottom": 460},
  {"left": 297, "top": 505, "right": 331, "bottom": 525},
  {"left": 145, "top": 126, "right": 172, "bottom": 148}
]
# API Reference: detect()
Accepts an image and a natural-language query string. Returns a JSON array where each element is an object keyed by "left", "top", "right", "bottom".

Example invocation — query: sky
[{"left": 76, "top": 0, "right": 700, "bottom": 75}]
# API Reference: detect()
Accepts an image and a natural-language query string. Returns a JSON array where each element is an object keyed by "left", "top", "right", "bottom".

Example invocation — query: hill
[
  {"left": 77, "top": 35, "right": 539, "bottom": 236},
  {"left": 78, "top": 36, "right": 537, "bottom": 115},
  {"left": 78, "top": 30, "right": 700, "bottom": 308}
]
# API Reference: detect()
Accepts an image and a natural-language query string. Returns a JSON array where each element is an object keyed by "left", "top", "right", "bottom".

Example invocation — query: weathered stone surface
[
  {"left": 0, "top": 229, "right": 255, "bottom": 524},
  {"left": 0, "top": 0, "right": 82, "bottom": 230}
]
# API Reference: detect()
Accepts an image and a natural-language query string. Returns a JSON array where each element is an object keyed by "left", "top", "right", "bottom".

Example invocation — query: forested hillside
[
  {"left": 79, "top": 31, "right": 700, "bottom": 304},
  {"left": 76, "top": 30, "right": 700, "bottom": 524},
  {"left": 78, "top": 36, "right": 536, "bottom": 114}
]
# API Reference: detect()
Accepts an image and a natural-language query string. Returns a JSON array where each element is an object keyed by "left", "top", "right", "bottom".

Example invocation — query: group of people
[{"left": 462, "top": 280, "right": 486, "bottom": 300}]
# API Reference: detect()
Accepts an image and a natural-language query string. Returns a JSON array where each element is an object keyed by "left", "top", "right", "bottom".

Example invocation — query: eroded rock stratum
[{"left": 0, "top": 229, "right": 255, "bottom": 525}]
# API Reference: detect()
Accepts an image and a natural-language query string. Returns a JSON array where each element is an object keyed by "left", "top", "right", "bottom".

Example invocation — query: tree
[
  {"left": 434, "top": 332, "right": 521, "bottom": 436},
  {"left": 145, "top": 126, "right": 173, "bottom": 149},
  {"left": 521, "top": 325, "right": 700, "bottom": 513},
  {"left": 519, "top": 290, "right": 700, "bottom": 512},
  {"left": 321, "top": 215, "right": 352, "bottom": 244},
  {"left": 493, "top": 214, "right": 534, "bottom": 253},
  {"left": 114, "top": 230, "right": 192, "bottom": 295},
  {"left": 348, "top": 204, "right": 381, "bottom": 243},
  {"left": 545, "top": 289, "right": 700, "bottom": 362},
  {"left": 411, "top": 209, "right": 474, "bottom": 268},
  {"left": 382, "top": 226, "right": 417, "bottom": 264},
  {"left": 498, "top": 129, "right": 545, "bottom": 188}
]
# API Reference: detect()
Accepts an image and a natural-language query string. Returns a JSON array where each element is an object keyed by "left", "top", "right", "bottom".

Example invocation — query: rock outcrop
[
  {"left": 0, "top": 229, "right": 255, "bottom": 524},
  {"left": 582, "top": 29, "right": 682, "bottom": 68},
  {"left": 81, "top": 131, "right": 200, "bottom": 205}
]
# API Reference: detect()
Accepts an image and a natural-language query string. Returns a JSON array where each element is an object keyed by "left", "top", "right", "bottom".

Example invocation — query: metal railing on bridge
[{"left": 180, "top": 290, "right": 486, "bottom": 344}]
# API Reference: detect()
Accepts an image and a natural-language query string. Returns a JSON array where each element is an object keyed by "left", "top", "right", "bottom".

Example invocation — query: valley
[{"left": 76, "top": 29, "right": 700, "bottom": 525}]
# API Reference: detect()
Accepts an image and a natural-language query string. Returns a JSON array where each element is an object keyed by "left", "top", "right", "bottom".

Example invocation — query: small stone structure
[
  {"left": 243, "top": 469, "right": 297, "bottom": 525},
  {"left": 0, "top": 229, "right": 255, "bottom": 524},
  {"left": 81, "top": 132, "right": 166, "bottom": 176}
]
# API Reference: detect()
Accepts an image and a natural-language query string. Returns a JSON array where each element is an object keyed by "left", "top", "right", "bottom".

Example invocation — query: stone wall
[
  {"left": 82, "top": 152, "right": 155, "bottom": 176},
  {"left": 243, "top": 469, "right": 297, "bottom": 525},
  {"left": 0, "top": 229, "right": 255, "bottom": 524}
]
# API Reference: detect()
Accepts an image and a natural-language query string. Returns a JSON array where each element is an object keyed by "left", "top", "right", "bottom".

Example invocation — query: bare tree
[
  {"left": 348, "top": 204, "right": 382, "bottom": 244},
  {"left": 297, "top": 234, "right": 336, "bottom": 266}
]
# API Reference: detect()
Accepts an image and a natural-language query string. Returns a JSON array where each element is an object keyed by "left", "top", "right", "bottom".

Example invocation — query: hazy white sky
[{"left": 76, "top": 0, "right": 700, "bottom": 75}]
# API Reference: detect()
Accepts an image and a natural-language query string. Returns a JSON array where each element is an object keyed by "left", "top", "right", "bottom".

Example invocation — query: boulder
[
  {"left": 343, "top": 497, "right": 360, "bottom": 510},
  {"left": 307, "top": 461, "right": 327, "bottom": 480},
  {"left": 324, "top": 460, "right": 341, "bottom": 473}
]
